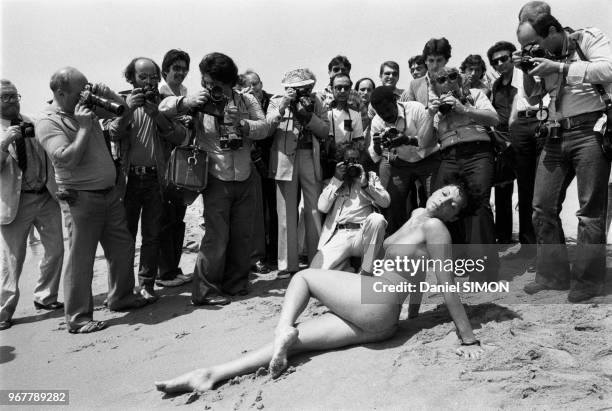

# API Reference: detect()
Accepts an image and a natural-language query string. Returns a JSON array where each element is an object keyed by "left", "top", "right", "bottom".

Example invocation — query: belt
[
  {"left": 517, "top": 109, "right": 538, "bottom": 119},
  {"left": 21, "top": 186, "right": 47, "bottom": 194},
  {"left": 130, "top": 165, "right": 157, "bottom": 175},
  {"left": 559, "top": 111, "right": 603, "bottom": 130},
  {"left": 441, "top": 140, "right": 490, "bottom": 154},
  {"left": 336, "top": 222, "right": 361, "bottom": 230},
  {"left": 80, "top": 186, "right": 114, "bottom": 195}
]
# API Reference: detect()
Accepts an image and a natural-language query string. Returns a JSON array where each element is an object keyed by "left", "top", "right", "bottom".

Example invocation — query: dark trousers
[
  {"left": 250, "top": 168, "right": 278, "bottom": 264},
  {"left": 533, "top": 122, "right": 610, "bottom": 292},
  {"left": 192, "top": 173, "right": 256, "bottom": 302},
  {"left": 435, "top": 141, "right": 500, "bottom": 281},
  {"left": 158, "top": 189, "right": 187, "bottom": 280},
  {"left": 64, "top": 187, "right": 136, "bottom": 329},
  {"left": 385, "top": 153, "right": 441, "bottom": 234},
  {"left": 124, "top": 173, "right": 163, "bottom": 287},
  {"left": 508, "top": 117, "right": 543, "bottom": 251},
  {"left": 494, "top": 183, "right": 514, "bottom": 243}
]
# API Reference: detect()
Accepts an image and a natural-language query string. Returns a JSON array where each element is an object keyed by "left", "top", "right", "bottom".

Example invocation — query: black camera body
[
  {"left": 141, "top": 84, "right": 160, "bottom": 102},
  {"left": 438, "top": 90, "right": 471, "bottom": 115},
  {"left": 11, "top": 119, "right": 35, "bottom": 138},
  {"left": 520, "top": 44, "right": 547, "bottom": 72},
  {"left": 373, "top": 128, "right": 419, "bottom": 149},
  {"left": 193, "top": 85, "right": 228, "bottom": 118},
  {"left": 80, "top": 84, "right": 125, "bottom": 116},
  {"left": 218, "top": 123, "right": 243, "bottom": 151},
  {"left": 345, "top": 157, "right": 362, "bottom": 179}
]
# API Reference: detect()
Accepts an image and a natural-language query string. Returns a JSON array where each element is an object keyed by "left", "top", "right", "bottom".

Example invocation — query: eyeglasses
[
  {"left": 170, "top": 65, "right": 189, "bottom": 72},
  {"left": 434, "top": 72, "right": 459, "bottom": 84},
  {"left": 331, "top": 66, "right": 347, "bottom": 73},
  {"left": 333, "top": 85, "right": 351, "bottom": 92},
  {"left": 137, "top": 74, "right": 160, "bottom": 82},
  {"left": 1, "top": 94, "right": 21, "bottom": 103},
  {"left": 491, "top": 55, "right": 511, "bottom": 66}
]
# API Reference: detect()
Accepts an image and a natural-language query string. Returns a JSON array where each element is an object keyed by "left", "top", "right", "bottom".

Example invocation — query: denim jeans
[
  {"left": 124, "top": 172, "right": 163, "bottom": 287},
  {"left": 435, "top": 141, "right": 500, "bottom": 281},
  {"left": 533, "top": 122, "right": 610, "bottom": 291}
]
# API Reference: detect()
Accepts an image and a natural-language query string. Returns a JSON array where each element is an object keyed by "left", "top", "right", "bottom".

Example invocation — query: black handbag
[
  {"left": 488, "top": 128, "right": 516, "bottom": 187},
  {"left": 164, "top": 127, "right": 208, "bottom": 205}
]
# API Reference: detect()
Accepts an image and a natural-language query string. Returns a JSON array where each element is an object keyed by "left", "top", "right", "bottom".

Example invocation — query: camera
[
  {"left": 193, "top": 85, "right": 227, "bottom": 118},
  {"left": 10, "top": 119, "right": 35, "bottom": 138},
  {"left": 438, "top": 91, "right": 470, "bottom": 115},
  {"left": 535, "top": 121, "right": 561, "bottom": 141},
  {"left": 291, "top": 88, "right": 315, "bottom": 115},
  {"left": 373, "top": 128, "right": 419, "bottom": 149},
  {"left": 519, "top": 44, "right": 547, "bottom": 72},
  {"left": 344, "top": 157, "right": 362, "bottom": 179},
  {"left": 80, "top": 83, "right": 125, "bottom": 116},
  {"left": 218, "top": 123, "right": 242, "bottom": 151},
  {"left": 141, "top": 84, "right": 160, "bottom": 102}
]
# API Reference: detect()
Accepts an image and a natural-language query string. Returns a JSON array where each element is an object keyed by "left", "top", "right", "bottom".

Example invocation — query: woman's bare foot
[
  {"left": 269, "top": 326, "right": 299, "bottom": 378},
  {"left": 155, "top": 368, "right": 215, "bottom": 394}
]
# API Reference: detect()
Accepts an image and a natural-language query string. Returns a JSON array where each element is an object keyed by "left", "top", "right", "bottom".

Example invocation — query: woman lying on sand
[{"left": 156, "top": 177, "right": 484, "bottom": 394}]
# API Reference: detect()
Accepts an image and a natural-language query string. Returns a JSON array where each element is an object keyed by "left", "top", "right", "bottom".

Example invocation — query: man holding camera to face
[
  {"left": 36, "top": 67, "right": 147, "bottom": 334},
  {"left": 267, "top": 69, "right": 330, "bottom": 279},
  {"left": 159, "top": 53, "right": 269, "bottom": 305},
  {"left": 107, "top": 57, "right": 186, "bottom": 303},
  {"left": 311, "top": 146, "right": 389, "bottom": 276},
  {"left": 369, "top": 86, "right": 437, "bottom": 235},
  {"left": 0, "top": 80, "right": 64, "bottom": 331},
  {"left": 514, "top": 13, "right": 612, "bottom": 302}
]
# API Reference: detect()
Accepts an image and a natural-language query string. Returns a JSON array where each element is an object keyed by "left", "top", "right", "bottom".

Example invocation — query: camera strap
[
  {"left": 571, "top": 39, "right": 612, "bottom": 112},
  {"left": 330, "top": 108, "right": 353, "bottom": 142}
]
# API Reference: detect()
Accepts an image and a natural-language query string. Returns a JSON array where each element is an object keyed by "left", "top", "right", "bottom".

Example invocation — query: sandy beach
[{"left": 1, "top": 179, "right": 611, "bottom": 410}]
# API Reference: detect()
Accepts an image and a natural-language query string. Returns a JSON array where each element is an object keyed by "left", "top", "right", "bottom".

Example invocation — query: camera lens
[{"left": 210, "top": 86, "right": 224, "bottom": 102}]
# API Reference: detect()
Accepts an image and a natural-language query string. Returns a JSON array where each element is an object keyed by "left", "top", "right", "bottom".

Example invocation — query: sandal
[{"left": 68, "top": 320, "right": 107, "bottom": 334}]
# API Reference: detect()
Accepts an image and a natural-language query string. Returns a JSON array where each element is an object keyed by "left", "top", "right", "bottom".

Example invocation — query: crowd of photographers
[{"left": 1, "top": 1, "right": 611, "bottom": 333}]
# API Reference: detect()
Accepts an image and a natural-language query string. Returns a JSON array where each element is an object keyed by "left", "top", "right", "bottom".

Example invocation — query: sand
[{"left": 1, "top": 179, "right": 611, "bottom": 410}]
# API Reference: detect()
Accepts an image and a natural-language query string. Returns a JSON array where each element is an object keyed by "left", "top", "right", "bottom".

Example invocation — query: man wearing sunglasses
[
  {"left": 430, "top": 67, "right": 501, "bottom": 283},
  {"left": 107, "top": 57, "right": 186, "bottom": 303},
  {"left": 317, "top": 55, "right": 363, "bottom": 113},
  {"left": 0, "top": 80, "right": 64, "bottom": 331},
  {"left": 487, "top": 41, "right": 544, "bottom": 273},
  {"left": 515, "top": 13, "right": 612, "bottom": 302}
]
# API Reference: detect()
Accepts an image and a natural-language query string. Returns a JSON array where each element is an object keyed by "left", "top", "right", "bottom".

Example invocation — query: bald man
[
  {"left": 0, "top": 80, "right": 63, "bottom": 331},
  {"left": 36, "top": 67, "right": 147, "bottom": 333},
  {"left": 518, "top": 1, "right": 550, "bottom": 23}
]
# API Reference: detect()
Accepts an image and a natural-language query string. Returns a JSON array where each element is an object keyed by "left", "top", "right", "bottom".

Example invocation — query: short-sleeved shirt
[{"left": 36, "top": 105, "right": 116, "bottom": 190}]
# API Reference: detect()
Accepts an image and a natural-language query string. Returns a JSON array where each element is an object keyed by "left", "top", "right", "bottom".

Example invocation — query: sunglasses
[
  {"left": 0, "top": 94, "right": 21, "bottom": 103},
  {"left": 491, "top": 55, "right": 511, "bottom": 66},
  {"left": 333, "top": 85, "right": 351, "bottom": 91},
  {"left": 434, "top": 72, "right": 459, "bottom": 84},
  {"left": 331, "top": 66, "right": 347, "bottom": 73}
]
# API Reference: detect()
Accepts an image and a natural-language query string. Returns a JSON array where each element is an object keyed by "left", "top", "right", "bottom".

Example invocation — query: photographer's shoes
[
  {"left": 139, "top": 286, "right": 159, "bottom": 303},
  {"left": 34, "top": 301, "right": 64, "bottom": 310},
  {"left": 523, "top": 281, "right": 569, "bottom": 295},
  {"left": 192, "top": 293, "right": 231, "bottom": 306},
  {"left": 251, "top": 260, "right": 271, "bottom": 274}
]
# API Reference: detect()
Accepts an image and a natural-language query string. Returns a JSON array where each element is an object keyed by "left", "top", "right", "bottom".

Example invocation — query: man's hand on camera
[
  {"left": 295, "top": 102, "right": 313, "bottom": 124},
  {"left": 183, "top": 90, "right": 210, "bottom": 110},
  {"left": 74, "top": 103, "right": 94, "bottom": 129},
  {"left": 528, "top": 58, "right": 562, "bottom": 77},
  {"left": 334, "top": 161, "right": 347, "bottom": 180},
  {"left": 373, "top": 135, "right": 383, "bottom": 155},
  {"left": 93, "top": 83, "right": 111, "bottom": 98},
  {"left": 178, "top": 115, "right": 194, "bottom": 129},
  {"left": 452, "top": 96, "right": 470, "bottom": 115},
  {"left": 238, "top": 120, "right": 250, "bottom": 137},
  {"left": 126, "top": 89, "right": 145, "bottom": 110},
  {"left": 511, "top": 50, "right": 524, "bottom": 69},
  {"left": 278, "top": 89, "right": 296, "bottom": 116},
  {"left": 143, "top": 99, "right": 159, "bottom": 117},
  {"left": 428, "top": 98, "right": 441, "bottom": 116},
  {"left": 0, "top": 125, "right": 21, "bottom": 152}
]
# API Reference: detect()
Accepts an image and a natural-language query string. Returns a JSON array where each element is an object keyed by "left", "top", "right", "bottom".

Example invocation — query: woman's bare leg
[{"left": 155, "top": 312, "right": 396, "bottom": 394}]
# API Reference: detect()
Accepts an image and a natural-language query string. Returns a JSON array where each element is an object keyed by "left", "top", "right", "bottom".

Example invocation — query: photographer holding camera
[
  {"left": 267, "top": 68, "right": 330, "bottom": 279},
  {"left": 107, "top": 57, "right": 186, "bottom": 303},
  {"left": 310, "top": 145, "right": 389, "bottom": 275},
  {"left": 368, "top": 86, "right": 437, "bottom": 235},
  {"left": 159, "top": 53, "right": 269, "bottom": 305},
  {"left": 514, "top": 13, "right": 612, "bottom": 302},
  {"left": 0, "top": 80, "right": 64, "bottom": 331},
  {"left": 36, "top": 67, "right": 147, "bottom": 334},
  {"left": 429, "top": 66, "right": 500, "bottom": 283}
]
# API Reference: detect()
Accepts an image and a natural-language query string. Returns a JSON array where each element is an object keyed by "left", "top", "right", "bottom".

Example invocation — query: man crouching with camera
[
  {"left": 0, "top": 80, "right": 64, "bottom": 331},
  {"left": 368, "top": 86, "right": 438, "bottom": 235},
  {"left": 310, "top": 145, "right": 389, "bottom": 276},
  {"left": 36, "top": 67, "right": 147, "bottom": 334},
  {"left": 159, "top": 53, "right": 269, "bottom": 305}
]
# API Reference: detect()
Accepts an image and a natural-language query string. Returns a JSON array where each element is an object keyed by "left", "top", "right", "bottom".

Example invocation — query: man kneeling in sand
[{"left": 155, "top": 176, "right": 484, "bottom": 393}]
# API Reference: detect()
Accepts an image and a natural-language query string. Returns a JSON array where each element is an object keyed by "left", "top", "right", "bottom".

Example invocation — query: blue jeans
[
  {"left": 124, "top": 172, "right": 163, "bottom": 287},
  {"left": 533, "top": 122, "right": 610, "bottom": 291}
]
